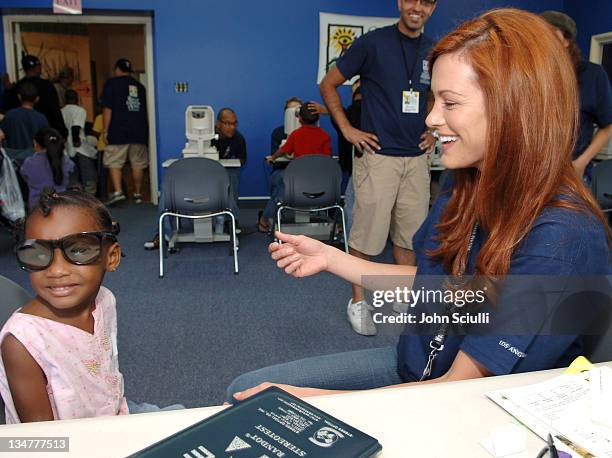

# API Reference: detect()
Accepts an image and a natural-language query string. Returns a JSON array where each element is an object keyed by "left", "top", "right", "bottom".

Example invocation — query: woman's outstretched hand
[{"left": 268, "top": 231, "right": 329, "bottom": 277}]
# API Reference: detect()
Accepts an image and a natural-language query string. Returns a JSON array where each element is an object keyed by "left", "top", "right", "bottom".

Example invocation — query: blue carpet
[{"left": 0, "top": 202, "right": 396, "bottom": 408}]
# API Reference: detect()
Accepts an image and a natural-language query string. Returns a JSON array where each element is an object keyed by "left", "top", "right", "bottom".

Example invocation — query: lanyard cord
[
  {"left": 420, "top": 223, "right": 480, "bottom": 381},
  {"left": 397, "top": 24, "right": 422, "bottom": 91}
]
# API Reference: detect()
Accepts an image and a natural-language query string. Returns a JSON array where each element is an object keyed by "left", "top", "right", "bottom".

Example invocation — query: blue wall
[
  {"left": 564, "top": 0, "right": 612, "bottom": 57},
  {"left": 0, "top": 0, "right": 564, "bottom": 197},
  {"left": 422, "top": 0, "right": 563, "bottom": 41}
]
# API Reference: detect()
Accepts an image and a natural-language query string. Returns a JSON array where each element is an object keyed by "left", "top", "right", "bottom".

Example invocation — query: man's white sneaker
[
  {"left": 105, "top": 191, "right": 126, "bottom": 206},
  {"left": 347, "top": 299, "right": 377, "bottom": 336}
]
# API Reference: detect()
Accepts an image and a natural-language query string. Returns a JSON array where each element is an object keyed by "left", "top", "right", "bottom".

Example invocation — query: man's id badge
[{"left": 402, "top": 90, "right": 420, "bottom": 114}]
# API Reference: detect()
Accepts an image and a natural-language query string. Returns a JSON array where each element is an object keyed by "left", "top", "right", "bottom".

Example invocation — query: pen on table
[
  {"left": 547, "top": 433, "right": 559, "bottom": 458},
  {"left": 554, "top": 434, "right": 594, "bottom": 458}
]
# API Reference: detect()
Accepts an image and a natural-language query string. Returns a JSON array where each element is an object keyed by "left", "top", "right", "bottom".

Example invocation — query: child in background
[
  {"left": 266, "top": 103, "right": 332, "bottom": 163},
  {"left": 0, "top": 82, "right": 48, "bottom": 162},
  {"left": 61, "top": 90, "right": 98, "bottom": 195},
  {"left": 0, "top": 189, "right": 182, "bottom": 423},
  {"left": 259, "top": 103, "right": 332, "bottom": 231},
  {"left": 20, "top": 127, "right": 74, "bottom": 208}
]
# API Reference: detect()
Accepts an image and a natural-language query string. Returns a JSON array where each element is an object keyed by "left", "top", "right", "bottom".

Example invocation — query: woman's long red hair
[{"left": 429, "top": 8, "right": 611, "bottom": 277}]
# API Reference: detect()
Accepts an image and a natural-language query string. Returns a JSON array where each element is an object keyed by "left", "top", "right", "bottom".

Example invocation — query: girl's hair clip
[{"left": 112, "top": 221, "right": 121, "bottom": 235}]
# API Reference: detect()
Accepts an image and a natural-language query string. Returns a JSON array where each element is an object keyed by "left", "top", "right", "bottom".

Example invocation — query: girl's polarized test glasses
[{"left": 15, "top": 232, "right": 117, "bottom": 272}]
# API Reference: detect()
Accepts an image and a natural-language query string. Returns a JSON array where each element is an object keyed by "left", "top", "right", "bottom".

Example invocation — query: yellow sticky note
[{"left": 564, "top": 356, "right": 594, "bottom": 374}]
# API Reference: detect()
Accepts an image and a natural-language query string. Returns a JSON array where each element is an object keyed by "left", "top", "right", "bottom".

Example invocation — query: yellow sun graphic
[{"left": 332, "top": 28, "right": 357, "bottom": 54}]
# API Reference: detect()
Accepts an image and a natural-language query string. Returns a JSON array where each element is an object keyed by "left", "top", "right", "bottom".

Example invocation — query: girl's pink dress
[{"left": 0, "top": 286, "right": 128, "bottom": 423}]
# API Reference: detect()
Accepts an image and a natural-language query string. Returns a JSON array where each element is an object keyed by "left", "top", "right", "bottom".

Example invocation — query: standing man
[
  {"left": 102, "top": 58, "right": 149, "bottom": 205},
  {"left": 541, "top": 11, "right": 612, "bottom": 183},
  {"left": 213, "top": 108, "right": 247, "bottom": 228},
  {"left": 3, "top": 54, "right": 67, "bottom": 139},
  {"left": 320, "top": 0, "right": 437, "bottom": 335}
]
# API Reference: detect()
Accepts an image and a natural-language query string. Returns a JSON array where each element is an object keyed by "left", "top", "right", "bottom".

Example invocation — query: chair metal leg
[
  {"left": 158, "top": 213, "right": 166, "bottom": 278},
  {"left": 227, "top": 211, "right": 239, "bottom": 274},
  {"left": 158, "top": 211, "right": 239, "bottom": 276},
  {"left": 338, "top": 206, "right": 349, "bottom": 253},
  {"left": 275, "top": 204, "right": 348, "bottom": 252},
  {"left": 276, "top": 206, "right": 285, "bottom": 240}
]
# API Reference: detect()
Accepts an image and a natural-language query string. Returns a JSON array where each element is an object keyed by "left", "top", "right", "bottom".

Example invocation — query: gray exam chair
[
  {"left": 585, "top": 159, "right": 612, "bottom": 360},
  {"left": 159, "top": 158, "right": 238, "bottom": 277},
  {"left": 584, "top": 331, "right": 612, "bottom": 364},
  {"left": 0, "top": 275, "right": 32, "bottom": 424},
  {"left": 275, "top": 155, "right": 348, "bottom": 252},
  {"left": 591, "top": 159, "right": 612, "bottom": 214}
]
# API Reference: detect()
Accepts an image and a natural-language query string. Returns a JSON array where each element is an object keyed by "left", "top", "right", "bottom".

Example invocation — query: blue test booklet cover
[{"left": 129, "top": 386, "right": 382, "bottom": 457}]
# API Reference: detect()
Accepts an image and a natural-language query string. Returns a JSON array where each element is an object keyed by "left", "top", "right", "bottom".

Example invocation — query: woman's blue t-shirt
[{"left": 397, "top": 178, "right": 611, "bottom": 381}]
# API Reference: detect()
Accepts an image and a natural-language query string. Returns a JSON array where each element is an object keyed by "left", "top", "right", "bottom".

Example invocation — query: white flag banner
[{"left": 317, "top": 12, "right": 397, "bottom": 84}]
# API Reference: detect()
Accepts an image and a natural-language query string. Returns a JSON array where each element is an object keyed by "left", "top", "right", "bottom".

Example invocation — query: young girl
[
  {"left": 20, "top": 127, "right": 74, "bottom": 209},
  {"left": 0, "top": 189, "right": 180, "bottom": 423}
]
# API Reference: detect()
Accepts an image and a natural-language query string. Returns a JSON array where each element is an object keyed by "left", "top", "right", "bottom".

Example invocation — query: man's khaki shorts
[
  {"left": 103, "top": 144, "right": 148, "bottom": 169},
  {"left": 348, "top": 153, "right": 430, "bottom": 256}
]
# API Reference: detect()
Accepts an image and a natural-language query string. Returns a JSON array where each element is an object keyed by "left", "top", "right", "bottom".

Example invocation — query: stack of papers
[{"left": 486, "top": 366, "right": 612, "bottom": 457}]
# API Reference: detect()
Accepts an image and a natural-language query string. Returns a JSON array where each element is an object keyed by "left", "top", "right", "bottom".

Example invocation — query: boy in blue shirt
[{"left": 0, "top": 82, "right": 49, "bottom": 162}]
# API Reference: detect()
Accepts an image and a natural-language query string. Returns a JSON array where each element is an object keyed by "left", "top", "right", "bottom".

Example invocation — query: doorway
[{"left": 3, "top": 14, "right": 158, "bottom": 203}]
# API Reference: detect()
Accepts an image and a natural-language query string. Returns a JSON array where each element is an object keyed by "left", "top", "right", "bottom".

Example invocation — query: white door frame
[
  {"left": 589, "top": 31, "right": 612, "bottom": 160},
  {"left": 590, "top": 31, "right": 612, "bottom": 63},
  {"left": 3, "top": 14, "right": 159, "bottom": 203}
]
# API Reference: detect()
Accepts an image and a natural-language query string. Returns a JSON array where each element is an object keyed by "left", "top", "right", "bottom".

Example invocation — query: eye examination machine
[
  {"left": 283, "top": 105, "right": 301, "bottom": 139},
  {"left": 182, "top": 105, "right": 219, "bottom": 160}
]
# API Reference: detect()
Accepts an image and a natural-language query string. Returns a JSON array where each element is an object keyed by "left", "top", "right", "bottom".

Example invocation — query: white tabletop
[{"left": 1, "top": 363, "right": 609, "bottom": 457}]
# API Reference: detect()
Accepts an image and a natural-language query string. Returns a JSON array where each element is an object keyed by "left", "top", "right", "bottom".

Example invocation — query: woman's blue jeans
[
  {"left": 226, "top": 346, "right": 401, "bottom": 403},
  {"left": 263, "top": 170, "right": 285, "bottom": 220}
]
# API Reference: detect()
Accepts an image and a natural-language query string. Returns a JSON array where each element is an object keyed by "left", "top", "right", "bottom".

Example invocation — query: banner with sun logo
[{"left": 318, "top": 12, "right": 397, "bottom": 84}]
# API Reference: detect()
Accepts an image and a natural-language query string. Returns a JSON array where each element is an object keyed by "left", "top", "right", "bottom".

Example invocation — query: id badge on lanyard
[
  {"left": 398, "top": 26, "right": 422, "bottom": 115},
  {"left": 402, "top": 90, "right": 420, "bottom": 114}
]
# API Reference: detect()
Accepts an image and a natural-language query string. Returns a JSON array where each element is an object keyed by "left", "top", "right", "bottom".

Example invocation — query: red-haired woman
[{"left": 227, "top": 8, "right": 612, "bottom": 402}]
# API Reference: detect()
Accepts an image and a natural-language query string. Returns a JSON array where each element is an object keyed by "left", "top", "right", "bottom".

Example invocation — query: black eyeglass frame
[{"left": 15, "top": 231, "right": 118, "bottom": 272}]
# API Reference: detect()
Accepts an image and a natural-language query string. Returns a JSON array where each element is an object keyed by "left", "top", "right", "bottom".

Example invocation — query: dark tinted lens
[
  {"left": 17, "top": 240, "right": 53, "bottom": 270},
  {"left": 63, "top": 234, "right": 101, "bottom": 264}
]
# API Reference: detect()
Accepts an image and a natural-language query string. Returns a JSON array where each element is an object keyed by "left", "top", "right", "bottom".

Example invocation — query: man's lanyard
[
  {"left": 397, "top": 24, "right": 422, "bottom": 92},
  {"left": 420, "top": 223, "right": 480, "bottom": 381}
]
